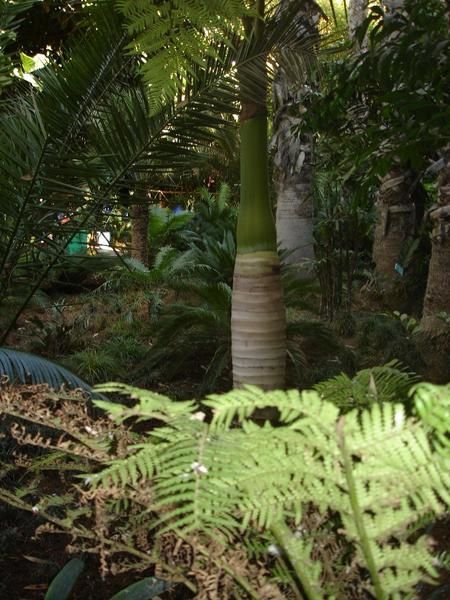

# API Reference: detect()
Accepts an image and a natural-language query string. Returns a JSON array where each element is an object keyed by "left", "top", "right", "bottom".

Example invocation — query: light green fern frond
[
  {"left": 414, "top": 382, "right": 450, "bottom": 458},
  {"left": 88, "top": 383, "right": 450, "bottom": 599},
  {"left": 314, "top": 360, "right": 417, "bottom": 410},
  {"left": 115, "top": 0, "right": 252, "bottom": 109},
  {"left": 94, "top": 383, "right": 196, "bottom": 423}
]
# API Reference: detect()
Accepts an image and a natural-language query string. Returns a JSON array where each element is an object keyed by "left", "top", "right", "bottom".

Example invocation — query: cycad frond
[
  {"left": 0, "top": 347, "right": 94, "bottom": 392},
  {"left": 0, "top": 6, "right": 242, "bottom": 337}
]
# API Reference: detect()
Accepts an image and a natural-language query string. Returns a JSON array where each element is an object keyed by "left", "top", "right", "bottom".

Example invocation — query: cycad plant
[
  {"left": 0, "top": 3, "right": 246, "bottom": 347},
  {"left": 0, "top": 347, "right": 94, "bottom": 392}
]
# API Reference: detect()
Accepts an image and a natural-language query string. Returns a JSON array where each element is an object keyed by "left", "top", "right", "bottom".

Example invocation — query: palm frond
[
  {"left": 0, "top": 347, "right": 94, "bottom": 392},
  {"left": 0, "top": 6, "right": 243, "bottom": 337}
]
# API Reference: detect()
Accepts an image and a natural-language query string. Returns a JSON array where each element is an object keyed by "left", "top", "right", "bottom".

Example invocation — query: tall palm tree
[
  {"left": 117, "top": 0, "right": 317, "bottom": 389},
  {"left": 231, "top": 2, "right": 287, "bottom": 389},
  {"left": 370, "top": 0, "right": 418, "bottom": 301}
]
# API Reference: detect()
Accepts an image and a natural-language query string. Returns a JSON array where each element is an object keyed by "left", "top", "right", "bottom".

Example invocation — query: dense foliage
[{"left": 309, "top": 0, "right": 450, "bottom": 185}]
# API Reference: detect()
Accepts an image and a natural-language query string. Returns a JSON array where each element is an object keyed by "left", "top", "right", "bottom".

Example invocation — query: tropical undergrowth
[
  {"left": 111, "top": 184, "right": 335, "bottom": 393},
  {"left": 0, "top": 370, "right": 449, "bottom": 598},
  {"left": 40, "top": 183, "right": 334, "bottom": 395}
]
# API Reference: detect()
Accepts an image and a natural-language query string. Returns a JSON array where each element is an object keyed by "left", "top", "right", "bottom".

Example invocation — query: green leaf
[
  {"left": 20, "top": 52, "right": 36, "bottom": 74},
  {"left": 45, "top": 558, "right": 85, "bottom": 600},
  {"left": 20, "top": 52, "right": 48, "bottom": 74},
  {"left": 110, "top": 577, "right": 169, "bottom": 600}
]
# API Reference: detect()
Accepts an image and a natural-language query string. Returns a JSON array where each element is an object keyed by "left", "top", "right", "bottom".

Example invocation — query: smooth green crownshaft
[{"left": 237, "top": 114, "right": 277, "bottom": 254}]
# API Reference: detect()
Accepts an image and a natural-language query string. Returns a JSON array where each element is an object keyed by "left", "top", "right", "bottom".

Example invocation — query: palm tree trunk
[
  {"left": 274, "top": 93, "right": 315, "bottom": 278},
  {"left": 130, "top": 203, "right": 149, "bottom": 267},
  {"left": 232, "top": 116, "right": 286, "bottom": 389},
  {"left": 372, "top": 167, "right": 415, "bottom": 299},
  {"left": 421, "top": 146, "right": 450, "bottom": 334},
  {"left": 348, "top": 0, "right": 369, "bottom": 44},
  {"left": 232, "top": 1, "right": 286, "bottom": 390},
  {"left": 418, "top": 146, "right": 450, "bottom": 382},
  {"left": 273, "top": 0, "right": 320, "bottom": 279}
]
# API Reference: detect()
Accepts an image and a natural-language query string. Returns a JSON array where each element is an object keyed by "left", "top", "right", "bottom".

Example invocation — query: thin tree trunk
[
  {"left": 418, "top": 5, "right": 450, "bottom": 382},
  {"left": 273, "top": 0, "right": 320, "bottom": 279},
  {"left": 130, "top": 203, "right": 149, "bottom": 267},
  {"left": 232, "top": 1, "right": 286, "bottom": 390}
]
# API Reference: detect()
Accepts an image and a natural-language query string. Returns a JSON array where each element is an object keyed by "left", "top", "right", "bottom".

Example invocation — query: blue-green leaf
[
  {"left": 110, "top": 577, "right": 170, "bottom": 600},
  {"left": 45, "top": 558, "right": 85, "bottom": 600}
]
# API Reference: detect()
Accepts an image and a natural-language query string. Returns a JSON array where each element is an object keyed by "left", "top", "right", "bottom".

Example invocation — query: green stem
[
  {"left": 337, "top": 417, "right": 386, "bottom": 600},
  {"left": 271, "top": 519, "right": 321, "bottom": 600},
  {"left": 276, "top": 555, "right": 305, "bottom": 600},
  {"left": 328, "top": 0, "right": 338, "bottom": 27},
  {"left": 237, "top": 115, "right": 276, "bottom": 254}
]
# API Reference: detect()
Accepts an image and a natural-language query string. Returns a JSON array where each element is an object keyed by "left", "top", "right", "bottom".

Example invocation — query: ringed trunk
[{"left": 232, "top": 114, "right": 286, "bottom": 390}]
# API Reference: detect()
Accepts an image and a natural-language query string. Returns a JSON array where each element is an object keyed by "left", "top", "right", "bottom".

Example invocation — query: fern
[
  {"left": 88, "top": 378, "right": 450, "bottom": 599},
  {"left": 115, "top": 0, "right": 252, "bottom": 109},
  {"left": 2, "top": 375, "right": 450, "bottom": 596},
  {"left": 314, "top": 359, "right": 417, "bottom": 410}
]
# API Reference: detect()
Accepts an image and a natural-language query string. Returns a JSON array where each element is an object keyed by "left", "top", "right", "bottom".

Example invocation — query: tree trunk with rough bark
[
  {"left": 371, "top": 0, "right": 418, "bottom": 305},
  {"left": 348, "top": 0, "right": 369, "bottom": 44},
  {"left": 422, "top": 153, "right": 450, "bottom": 330},
  {"left": 130, "top": 203, "right": 149, "bottom": 267},
  {"left": 418, "top": 146, "right": 450, "bottom": 382},
  {"left": 418, "top": 4, "right": 450, "bottom": 382},
  {"left": 273, "top": 0, "right": 321, "bottom": 279},
  {"left": 372, "top": 167, "right": 415, "bottom": 298}
]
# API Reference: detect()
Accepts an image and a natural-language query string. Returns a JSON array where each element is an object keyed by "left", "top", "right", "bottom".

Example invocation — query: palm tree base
[{"left": 231, "top": 251, "right": 286, "bottom": 389}]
